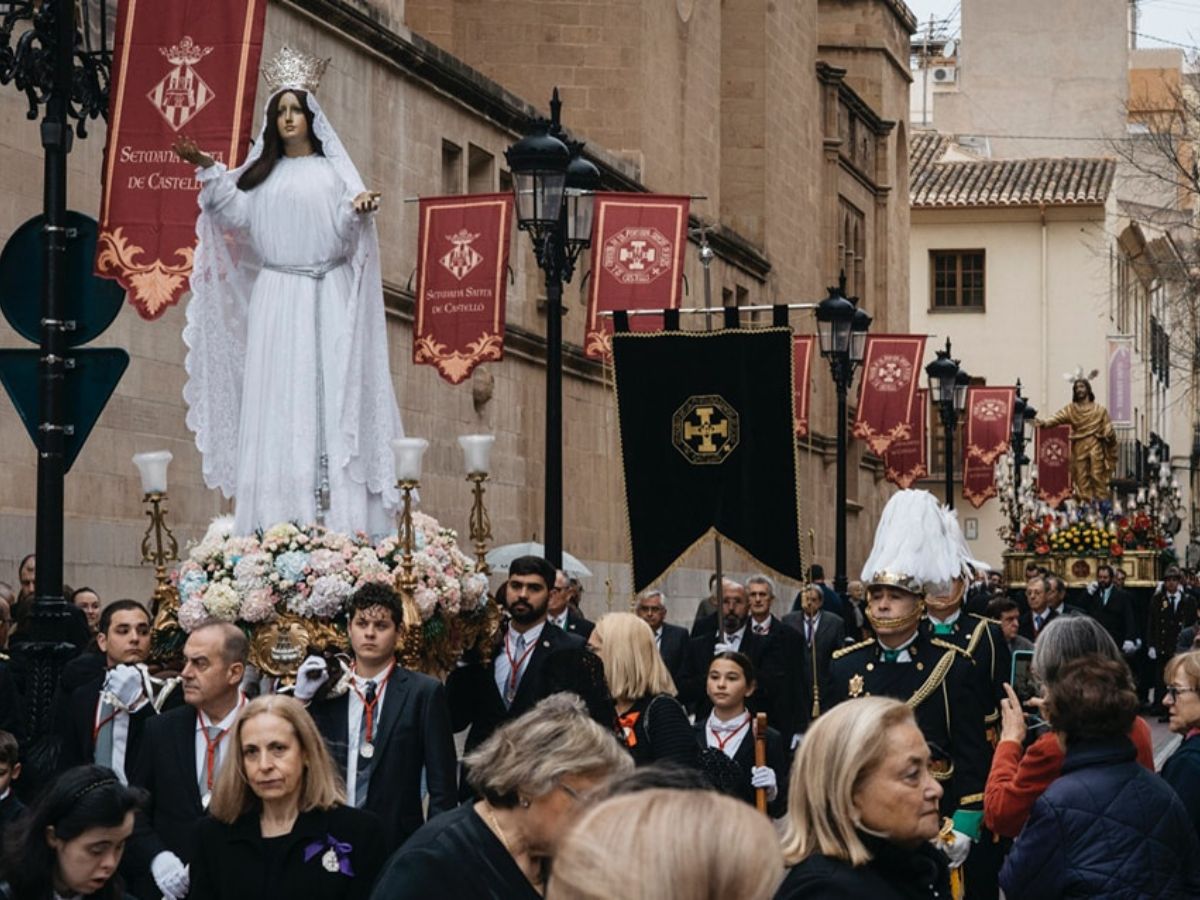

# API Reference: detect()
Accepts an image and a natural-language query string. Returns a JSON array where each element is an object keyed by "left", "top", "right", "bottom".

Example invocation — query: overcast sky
[{"left": 903, "top": 0, "right": 1200, "bottom": 52}]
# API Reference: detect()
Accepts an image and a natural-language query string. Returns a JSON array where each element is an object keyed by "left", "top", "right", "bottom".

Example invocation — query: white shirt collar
[
  {"left": 509, "top": 619, "right": 546, "bottom": 648},
  {"left": 929, "top": 608, "right": 962, "bottom": 627},
  {"left": 720, "top": 622, "right": 748, "bottom": 645},
  {"left": 196, "top": 693, "right": 246, "bottom": 733}
]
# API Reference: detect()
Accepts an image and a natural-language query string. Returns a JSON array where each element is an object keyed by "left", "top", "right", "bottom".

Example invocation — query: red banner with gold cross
[
  {"left": 413, "top": 194, "right": 512, "bottom": 384},
  {"left": 94, "top": 0, "right": 267, "bottom": 320},
  {"left": 793, "top": 335, "right": 814, "bottom": 436},
  {"left": 585, "top": 194, "right": 689, "bottom": 360},
  {"left": 962, "top": 386, "right": 1014, "bottom": 508},
  {"left": 852, "top": 335, "right": 926, "bottom": 455},
  {"left": 1037, "top": 424, "right": 1073, "bottom": 508},
  {"left": 882, "top": 389, "right": 928, "bottom": 489}
]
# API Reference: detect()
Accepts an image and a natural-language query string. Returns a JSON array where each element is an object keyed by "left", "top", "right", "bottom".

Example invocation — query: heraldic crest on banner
[
  {"left": 852, "top": 336, "right": 926, "bottom": 456},
  {"left": 148, "top": 36, "right": 215, "bottom": 131}
]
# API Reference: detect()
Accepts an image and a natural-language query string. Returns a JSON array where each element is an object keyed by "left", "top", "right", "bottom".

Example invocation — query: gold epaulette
[
  {"left": 832, "top": 638, "right": 874, "bottom": 660},
  {"left": 930, "top": 637, "right": 972, "bottom": 659},
  {"left": 908, "top": 649, "right": 958, "bottom": 709}
]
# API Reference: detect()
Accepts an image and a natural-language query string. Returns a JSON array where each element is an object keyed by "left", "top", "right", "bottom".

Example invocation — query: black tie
[{"left": 364, "top": 680, "right": 377, "bottom": 706}]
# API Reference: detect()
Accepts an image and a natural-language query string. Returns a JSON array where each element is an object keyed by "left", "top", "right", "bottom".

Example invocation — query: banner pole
[{"left": 698, "top": 229, "right": 726, "bottom": 635}]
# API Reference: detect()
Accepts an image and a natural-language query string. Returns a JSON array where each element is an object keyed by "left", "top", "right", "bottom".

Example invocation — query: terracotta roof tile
[{"left": 909, "top": 133, "right": 1115, "bottom": 208}]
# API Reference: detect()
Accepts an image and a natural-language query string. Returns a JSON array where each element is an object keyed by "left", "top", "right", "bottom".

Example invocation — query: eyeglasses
[{"left": 1165, "top": 686, "right": 1198, "bottom": 701}]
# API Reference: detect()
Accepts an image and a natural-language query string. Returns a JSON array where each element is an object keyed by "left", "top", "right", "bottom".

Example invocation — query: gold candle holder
[
  {"left": 140, "top": 491, "right": 180, "bottom": 610},
  {"left": 396, "top": 479, "right": 419, "bottom": 598},
  {"left": 467, "top": 472, "right": 492, "bottom": 574}
]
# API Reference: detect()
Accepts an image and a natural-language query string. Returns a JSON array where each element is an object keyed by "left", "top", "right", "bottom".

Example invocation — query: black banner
[{"left": 613, "top": 327, "right": 804, "bottom": 590}]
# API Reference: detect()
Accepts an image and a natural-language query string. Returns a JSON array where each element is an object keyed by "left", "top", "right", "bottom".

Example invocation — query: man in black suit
[
  {"left": 57, "top": 599, "right": 172, "bottom": 780},
  {"left": 1148, "top": 566, "right": 1199, "bottom": 713},
  {"left": 547, "top": 569, "right": 593, "bottom": 639},
  {"left": 789, "top": 564, "right": 855, "bottom": 635},
  {"left": 305, "top": 582, "right": 456, "bottom": 849},
  {"left": 783, "top": 583, "right": 846, "bottom": 726},
  {"left": 447, "top": 555, "right": 585, "bottom": 790},
  {"left": 680, "top": 579, "right": 782, "bottom": 726},
  {"left": 745, "top": 574, "right": 805, "bottom": 739},
  {"left": 1018, "top": 574, "right": 1080, "bottom": 641},
  {"left": 635, "top": 589, "right": 689, "bottom": 683},
  {"left": 125, "top": 621, "right": 247, "bottom": 900},
  {"left": 1083, "top": 563, "right": 1140, "bottom": 655}
]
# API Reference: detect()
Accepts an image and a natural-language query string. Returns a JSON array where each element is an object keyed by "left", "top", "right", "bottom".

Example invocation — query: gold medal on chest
[{"left": 849, "top": 673, "right": 865, "bottom": 698}]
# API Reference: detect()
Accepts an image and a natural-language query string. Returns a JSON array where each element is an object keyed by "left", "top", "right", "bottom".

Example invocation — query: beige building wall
[
  {"left": 933, "top": 0, "right": 1129, "bottom": 158},
  {"left": 909, "top": 202, "right": 1115, "bottom": 565},
  {"left": 0, "top": 0, "right": 915, "bottom": 624}
]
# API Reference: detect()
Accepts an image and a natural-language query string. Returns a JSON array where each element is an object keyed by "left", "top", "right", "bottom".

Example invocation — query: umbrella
[{"left": 485, "top": 542, "right": 593, "bottom": 578}]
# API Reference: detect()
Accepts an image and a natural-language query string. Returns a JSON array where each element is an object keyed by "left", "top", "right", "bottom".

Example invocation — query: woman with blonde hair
[
  {"left": 548, "top": 787, "right": 784, "bottom": 900},
  {"left": 188, "top": 695, "right": 387, "bottom": 899},
  {"left": 589, "top": 612, "right": 697, "bottom": 767},
  {"left": 369, "top": 692, "right": 634, "bottom": 899},
  {"left": 1160, "top": 649, "right": 1200, "bottom": 836},
  {"left": 775, "top": 696, "right": 950, "bottom": 899}
]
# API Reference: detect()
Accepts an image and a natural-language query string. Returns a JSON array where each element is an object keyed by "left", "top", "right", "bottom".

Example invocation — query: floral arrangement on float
[
  {"left": 1006, "top": 503, "right": 1171, "bottom": 558},
  {"left": 153, "top": 514, "right": 496, "bottom": 678}
]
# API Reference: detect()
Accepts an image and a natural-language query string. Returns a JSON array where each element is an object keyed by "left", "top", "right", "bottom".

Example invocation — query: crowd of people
[{"left": 4, "top": 487, "right": 1200, "bottom": 897}]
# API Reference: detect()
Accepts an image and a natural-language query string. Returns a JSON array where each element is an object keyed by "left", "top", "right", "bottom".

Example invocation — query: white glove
[
  {"left": 151, "top": 851, "right": 190, "bottom": 899},
  {"left": 939, "top": 829, "right": 972, "bottom": 868},
  {"left": 105, "top": 664, "right": 145, "bottom": 710},
  {"left": 750, "top": 765, "right": 778, "bottom": 802},
  {"left": 292, "top": 655, "right": 329, "bottom": 702},
  {"left": 791, "top": 733, "right": 803, "bottom": 751},
  {"left": 1148, "top": 646, "right": 1158, "bottom": 661},
  {"left": 1121, "top": 639, "right": 1137, "bottom": 655},
  {"left": 714, "top": 641, "right": 737, "bottom": 655},
  {"left": 1087, "top": 581, "right": 1098, "bottom": 595}
]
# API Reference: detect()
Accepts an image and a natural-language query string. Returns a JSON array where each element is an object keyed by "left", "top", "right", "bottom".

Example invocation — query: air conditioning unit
[{"left": 932, "top": 65, "right": 957, "bottom": 84}]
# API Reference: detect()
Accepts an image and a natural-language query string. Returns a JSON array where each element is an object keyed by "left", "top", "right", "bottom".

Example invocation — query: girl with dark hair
[
  {"left": 0, "top": 765, "right": 145, "bottom": 899},
  {"left": 173, "top": 46, "right": 403, "bottom": 539},
  {"left": 696, "top": 651, "right": 789, "bottom": 816}
]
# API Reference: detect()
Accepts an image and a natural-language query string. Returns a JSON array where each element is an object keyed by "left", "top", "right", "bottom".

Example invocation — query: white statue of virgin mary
[{"left": 177, "top": 46, "right": 401, "bottom": 537}]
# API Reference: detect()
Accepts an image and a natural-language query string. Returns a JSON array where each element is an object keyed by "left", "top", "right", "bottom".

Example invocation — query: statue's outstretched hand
[
  {"left": 172, "top": 135, "right": 215, "bottom": 168},
  {"left": 352, "top": 191, "right": 381, "bottom": 214}
]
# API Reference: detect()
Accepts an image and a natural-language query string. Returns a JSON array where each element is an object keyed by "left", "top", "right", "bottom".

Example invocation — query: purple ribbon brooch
[{"left": 304, "top": 835, "right": 355, "bottom": 877}]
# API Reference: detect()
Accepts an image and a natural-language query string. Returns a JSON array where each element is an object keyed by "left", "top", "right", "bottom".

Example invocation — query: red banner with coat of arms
[
  {"left": 413, "top": 194, "right": 513, "bottom": 384},
  {"left": 585, "top": 194, "right": 689, "bottom": 360},
  {"left": 1037, "top": 424, "right": 1073, "bottom": 508},
  {"left": 793, "top": 335, "right": 814, "bottom": 436},
  {"left": 95, "top": 0, "right": 268, "bottom": 319},
  {"left": 962, "top": 386, "right": 1015, "bottom": 508},
  {"left": 852, "top": 335, "right": 926, "bottom": 455},
  {"left": 882, "top": 389, "right": 927, "bottom": 489}
]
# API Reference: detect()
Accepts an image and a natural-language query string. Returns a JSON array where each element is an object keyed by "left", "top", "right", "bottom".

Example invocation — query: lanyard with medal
[
  {"left": 351, "top": 662, "right": 395, "bottom": 759},
  {"left": 197, "top": 695, "right": 246, "bottom": 808},
  {"left": 710, "top": 712, "right": 751, "bottom": 755}
]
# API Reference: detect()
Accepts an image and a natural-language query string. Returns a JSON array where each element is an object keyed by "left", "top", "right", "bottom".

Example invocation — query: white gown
[{"left": 184, "top": 93, "right": 401, "bottom": 537}]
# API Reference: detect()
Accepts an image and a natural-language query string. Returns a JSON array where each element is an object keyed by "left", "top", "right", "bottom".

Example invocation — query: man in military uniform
[{"left": 829, "top": 490, "right": 993, "bottom": 898}]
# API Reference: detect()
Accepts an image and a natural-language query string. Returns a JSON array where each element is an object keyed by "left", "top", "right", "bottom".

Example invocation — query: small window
[
  {"left": 468, "top": 144, "right": 494, "bottom": 194},
  {"left": 441, "top": 140, "right": 462, "bottom": 195},
  {"left": 929, "top": 250, "right": 985, "bottom": 310}
]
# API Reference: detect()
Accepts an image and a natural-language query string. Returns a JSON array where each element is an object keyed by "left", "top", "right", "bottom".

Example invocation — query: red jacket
[{"left": 984, "top": 716, "right": 1155, "bottom": 838}]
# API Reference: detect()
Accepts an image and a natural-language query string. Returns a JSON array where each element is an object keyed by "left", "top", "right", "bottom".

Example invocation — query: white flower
[
  {"left": 241, "top": 588, "right": 277, "bottom": 623},
  {"left": 263, "top": 522, "right": 300, "bottom": 543},
  {"left": 178, "top": 597, "right": 212, "bottom": 632},
  {"left": 201, "top": 582, "right": 241, "bottom": 621}
]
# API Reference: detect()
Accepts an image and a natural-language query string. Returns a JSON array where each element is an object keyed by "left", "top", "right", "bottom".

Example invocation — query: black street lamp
[
  {"left": 505, "top": 89, "right": 598, "bottom": 570},
  {"left": 815, "top": 273, "right": 871, "bottom": 596},
  {"left": 1010, "top": 379, "right": 1036, "bottom": 495},
  {"left": 1, "top": 0, "right": 113, "bottom": 759},
  {"left": 925, "top": 338, "right": 969, "bottom": 510}
]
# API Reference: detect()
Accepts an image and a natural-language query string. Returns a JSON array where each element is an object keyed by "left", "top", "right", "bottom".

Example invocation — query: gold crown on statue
[{"left": 262, "top": 45, "right": 330, "bottom": 95}]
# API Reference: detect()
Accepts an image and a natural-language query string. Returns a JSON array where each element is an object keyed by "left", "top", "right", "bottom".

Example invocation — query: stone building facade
[{"left": 0, "top": 0, "right": 915, "bottom": 622}]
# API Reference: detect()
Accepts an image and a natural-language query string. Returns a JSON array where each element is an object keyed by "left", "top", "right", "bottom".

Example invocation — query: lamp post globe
[
  {"left": 925, "top": 338, "right": 965, "bottom": 509},
  {"left": 504, "top": 123, "right": 570, "bottom": 246},
  {"left": 563, "top": 146, "right": 599, "bottom": 257}
]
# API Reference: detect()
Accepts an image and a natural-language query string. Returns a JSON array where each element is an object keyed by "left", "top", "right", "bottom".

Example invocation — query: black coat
[
  {"left": 679, "top": 625, "right": 781, "bottom": 725},
  {"left": 55, "top": 670, "right": 171, "bottom": 777},
  {"left": 1017, "top": 604, "right": 1082, "bottom": 642},
  {"left": 782, "top": 610, "right": 845, "bottom": 723},
  {"left": 657, "top": 622, "right": 690, "bottom": 683},
  {"left": 189, "top": 805, "right": 388, "bottom": 900},
  {"left": 1081, "top": 586, "right": 1138, "bottom": 648},
  {"left": 1147, "top": 589, "right": 1199, "bottom": 656},
  {"left": 0, "top": 791, "right": 25, "bottom": 829},
  {"left": 775, "top": 839, "right": 951, "bottom": 899},
  {"left": 123, "top": 703, "right": 208, "bottom": 890},
  {"left": 1000, "top": 737, "right": 1200, "bottom": 898},
  {"left": 560, "top": 607, "right": 594, "bottom": 640},
  {"left": 1162, "top": 732, "right": 1200, "bottom": 840},
  {"left": 368, "top": 804, "right": 539, "bottom": 900},
  {"left": 691, "top": 718, "right": 789, "bottom": 816},
  {"left": 0, "top": 663, "right": 23, "bottom": 749},
  {"left": 622, "top": 693, "right": 698, "bottom": 769},
  {"left": 309, "top": 667, "right": 457, "bottom": 849},
  {"left": 446, "top": 621, "right": 584, "bottom": 755}
]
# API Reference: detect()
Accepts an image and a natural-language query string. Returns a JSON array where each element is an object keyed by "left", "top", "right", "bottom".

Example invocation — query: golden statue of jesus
[{"left": 1038, "top": 378, "right": 1117, "bottom": 501}]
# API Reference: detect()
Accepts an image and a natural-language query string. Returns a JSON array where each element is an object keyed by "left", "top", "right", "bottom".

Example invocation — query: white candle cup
[
  {"left": 391, "top": 438, "right": 429, "bottom": 483},
  {"left": 132, "top": 450, "right": 173, "bottom": 495},
  {"left": 458, "top": 434, "right": 495, "bottom": 477}
]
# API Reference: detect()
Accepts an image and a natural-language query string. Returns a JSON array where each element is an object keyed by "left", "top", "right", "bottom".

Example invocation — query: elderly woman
[
  {"left": 1161, "top": 649, "right": 1200, "bottom": 836},
  {"left": 549, "top": 788, "right": 783, "bottom": 900},
  {"left": 999, "top": 655, "right": 1200, "bottom": 897},
  {"left": 369, "top": 693, "right": 633, "bottom": 899},
  {"left": 188, "top": 695, "right": 387, "bottom": 899},
  {"left": 984, "top": 615, "right": 1155, "bottom": 838},
  {"left": 589, "top": 612, "right": 697, "bottom": 768},
  {"left": 0, "top": 766, "right": 144, "bottom": 900},
  {"left": 775, "top": 697, "right": 949, "bottom": 899}
]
